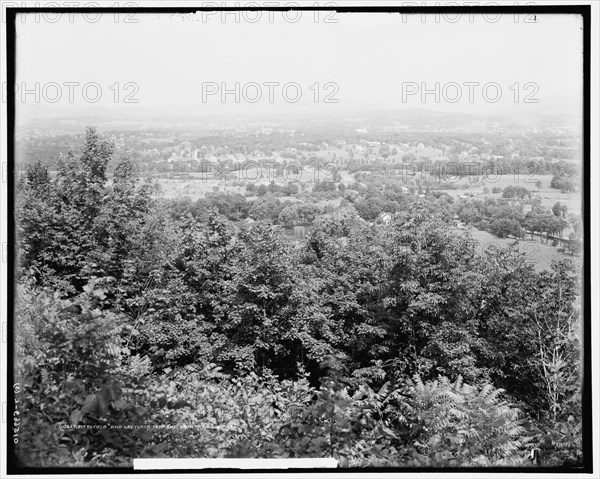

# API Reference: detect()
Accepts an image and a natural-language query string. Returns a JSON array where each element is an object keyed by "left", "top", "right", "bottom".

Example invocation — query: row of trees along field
[{"left": 14, "top": 128, "right": 582, "bottom": 468}]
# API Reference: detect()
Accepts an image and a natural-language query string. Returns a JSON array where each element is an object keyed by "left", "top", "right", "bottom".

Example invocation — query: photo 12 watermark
[
  {"left": 399, "top": 1, "right": 539, "bottom": 23},
  {"left": 3, "top": 81, "right": 140, "bottom": 104},
  {"left": 200, "top": 81, "right": 339, "bottom": 104},
  {"left": 401, "top": 81, "right": 540, "bottom": 105},
  {"left": 3, "top": 2, "right": 140, "bottom": 23},
  {"left": 171, "top": 2, "right": 339, "bottom": 24}
]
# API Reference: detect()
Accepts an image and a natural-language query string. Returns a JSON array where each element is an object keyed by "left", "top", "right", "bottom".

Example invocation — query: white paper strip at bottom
[{"left": 134, "top": 458, "right": 339, "bottom": 470}]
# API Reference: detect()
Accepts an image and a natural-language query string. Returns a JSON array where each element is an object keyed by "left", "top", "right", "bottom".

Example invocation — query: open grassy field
[
  {"left": 155, "top": 178, "right": 247, "bottom": 201},
  {"left": 455, "top": 227, "right": 579, "bottom": 272},
  {"left": 155, "top": 165, "right": 352, "bottom": 201},
  {"left": 438, "top": 173, "right": 581, "bottom": 214}
]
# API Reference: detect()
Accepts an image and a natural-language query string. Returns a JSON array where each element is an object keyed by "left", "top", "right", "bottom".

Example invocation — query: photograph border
[{"left": 4, "top": 3, "right": 593, "bottom": 475}]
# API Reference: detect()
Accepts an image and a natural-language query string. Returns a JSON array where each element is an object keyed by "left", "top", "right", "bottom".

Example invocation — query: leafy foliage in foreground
[
  {"left": 14, "top": 279, "right": 534, "bottom": 467},
  {"left": 14, "top": 278, "right": 581, "bottom": 468}
]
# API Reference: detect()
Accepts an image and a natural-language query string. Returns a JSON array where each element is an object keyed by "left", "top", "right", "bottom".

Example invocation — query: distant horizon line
[{"left": 15, "top": 105, "right": 582, "bottom": 123}]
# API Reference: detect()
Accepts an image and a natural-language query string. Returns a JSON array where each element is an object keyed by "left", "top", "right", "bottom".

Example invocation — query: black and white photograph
[{"left": 1, "top": 1, "right": 597, "bottom": 476}]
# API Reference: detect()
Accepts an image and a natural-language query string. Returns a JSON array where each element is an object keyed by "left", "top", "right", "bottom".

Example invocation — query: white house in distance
[{"left": 377, "top": 212, "right": 393, "bottom": 226}]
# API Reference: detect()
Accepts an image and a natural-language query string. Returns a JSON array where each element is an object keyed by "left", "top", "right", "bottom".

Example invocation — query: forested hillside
[{"left": 14, "top": 128, "right": 582, "bottom": 468}]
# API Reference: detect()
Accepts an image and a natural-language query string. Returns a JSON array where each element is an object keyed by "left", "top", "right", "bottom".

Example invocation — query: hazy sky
[{"left": 13, "top": 10, "right": 583, "bottom": 117}]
